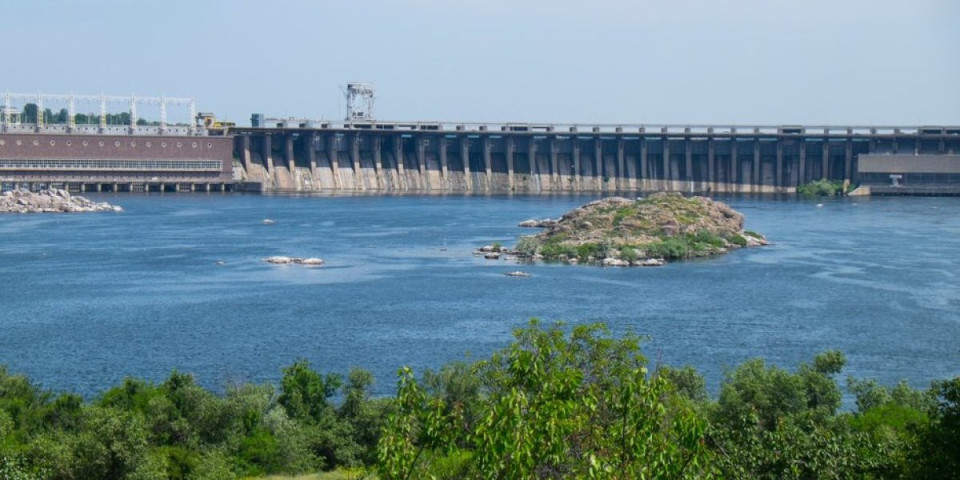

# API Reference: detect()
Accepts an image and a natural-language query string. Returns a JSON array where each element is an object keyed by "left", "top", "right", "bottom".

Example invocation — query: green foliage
[
  {"left": 0, "top": 362, "right": 387, "bottom": 480},
  {"left": 514, "top": 236, "right": 540, "bottom": 256},
  {"left": 661, "top": 366, "right": 709, "bottom": 403},
  {"left": 901, "top": 377, "right": 960, "bottom": 479},
  {"left": 279, "top": 360, "right": 341, "bottom": 424},
  {"left": 575, "top": 242, "right": 601, "bottom": 260},
  {"left": 645, "top": 236, "right": 690, "bottom": 259},
  {"left": 797, "top": 178, "right": 845, "bottom": 197},
  {"left": 619, "top": 245, "right": 639, "bottom": 262},
  {"left": 728, "top": 234, "right": 747, "bottom": 247},
  {"left": 539, "top": 240, "right": 576, "bottom": 259},
  {"left": 0, "top": 336, "right": 957, "bottom": 479},
  {"left": 19, "top": 103, "right": 161, "bottom": 126},
  {"left": 379, "top": 320, "right": 713, "bottom": 479},
  {"left": 611, "top": 205, "right": 637, "bottom": 226},
  {"left": 422, "top": 362, "right": 482, "bottom": 437},
  {"left": 376, "top": 367, "right": 460, "bottom": 480},
  {"left": 692, "top": 230, "right": 725, "bottom": 249},
  {"left": 705, "top": 350, "right": 906, "bottom": 479}
]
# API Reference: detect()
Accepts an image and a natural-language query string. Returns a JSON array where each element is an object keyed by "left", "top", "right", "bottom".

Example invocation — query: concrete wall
[
  {"left": 859, "top": 154, "right": 960, "bottom": 174},
  {"left": 234, "top": 128, "right": 959, "bottom": 194}
]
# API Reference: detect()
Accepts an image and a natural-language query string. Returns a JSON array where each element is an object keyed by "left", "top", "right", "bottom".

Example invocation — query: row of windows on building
[
  {"left": 0, "top": 138, "right": 215, "bottom": 149},
  {"left": 0, "top": 159, "right": 222, "bottom": 171}
]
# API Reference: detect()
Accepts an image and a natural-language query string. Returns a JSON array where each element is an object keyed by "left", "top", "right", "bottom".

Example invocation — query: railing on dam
[{"left": 245, "top": 118, "right": 960, "bottom": 137}]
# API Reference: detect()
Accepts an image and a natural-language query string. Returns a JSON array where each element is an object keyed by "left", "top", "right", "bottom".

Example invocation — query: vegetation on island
[
  {"left": 514, "top": 193, "right": 766, "bottom": 265},
  {"left": 1, "top": 320, "right": 959, "bottom": 479},
  {"left": 797, "top": 178, "right": 848, "bottom": 197}
]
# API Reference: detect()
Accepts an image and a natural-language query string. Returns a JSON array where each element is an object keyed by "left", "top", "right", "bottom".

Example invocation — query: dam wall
[{"left": 232, "top": 124, "right": 960, "bottom": 194}]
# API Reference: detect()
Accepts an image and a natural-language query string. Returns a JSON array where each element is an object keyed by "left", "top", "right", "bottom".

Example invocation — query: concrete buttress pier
[{"left": 231, "top": 123, "right": 960, "bottom": 194}]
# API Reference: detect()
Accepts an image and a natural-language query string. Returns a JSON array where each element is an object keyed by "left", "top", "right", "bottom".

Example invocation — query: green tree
[
  {"left": 278, "top": 360, "right": 341, "bottom": 424},
  {"left": 706, "top": 351, "right": 894, "bottom": 479},
  {"left": 378, "top": 320, "right": 713, "bottom": 479},
  {"left": 20, "top": 104, "right": 37, "bottom": 124},
  {"left": 902, "top": 377, "right": 960, "bottom": 479}
]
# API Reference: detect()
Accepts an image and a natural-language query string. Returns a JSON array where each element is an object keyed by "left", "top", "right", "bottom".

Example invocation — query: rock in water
[
  {"left": 264, "top": 256, "right": 294, "bottom": 264},
  {"left": 518, "top": 218, "right": 558, "bottom": 228},
  {"left": 0, "top": 189, "right": 121, "bottom": 214},
  {"left": 263, "top": 256, "right": 325, "bottom": 266},
  {"left": 512, "top": 193, "right": 767, "bottom": 266}
]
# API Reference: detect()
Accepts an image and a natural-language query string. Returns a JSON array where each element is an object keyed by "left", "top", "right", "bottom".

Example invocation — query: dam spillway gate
[{"left": 232, "top": 123, "right": 960, "bottom": 194}]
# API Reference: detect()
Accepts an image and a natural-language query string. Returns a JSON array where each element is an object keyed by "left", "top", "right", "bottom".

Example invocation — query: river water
[{"left": 0, "top": 193, "right": 958, "bottom": 398}]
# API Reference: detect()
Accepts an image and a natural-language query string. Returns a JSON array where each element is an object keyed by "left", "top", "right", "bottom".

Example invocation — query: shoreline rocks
[
  {"left": 518, "top": 218, "right": 558, "bottom": 228},
  {"left": 0, "top": 189, "right": 122, "bottom": 214}
]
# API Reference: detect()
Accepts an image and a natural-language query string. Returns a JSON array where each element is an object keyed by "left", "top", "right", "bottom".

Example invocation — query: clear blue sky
[{"left": 4, "top": 0, "right": 958, "bottom": 126}]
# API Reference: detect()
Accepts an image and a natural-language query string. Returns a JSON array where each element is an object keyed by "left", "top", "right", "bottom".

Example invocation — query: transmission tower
[{"left": 344, "top": 82, "right": 375, "bottom": 122}]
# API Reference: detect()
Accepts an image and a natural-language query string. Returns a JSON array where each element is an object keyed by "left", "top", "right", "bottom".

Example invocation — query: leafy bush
[
  {"left": 728, "top": 234, "right": 747, "bottom": 247},
  {"left": 514, "top": 236, "right": 540, "bottom": 256},
  {"left": 692, "top": 231, "right": 726, "bottom": 249},
  {"left": 378, "top": 320, "right": 712, "bottom": 479},
  {"left": 797, "top": 178, "right": 845, "bottom": 197},
  {"left": 1, "top": 329, "right": 958, "bottom": 479},
  {"left": 575, "top": 242, "right": 601, "bottom": 260},
  {"left": 645, "top": 237, "right": 690, "bottom": 259},
  {"left": 620, "top": 245, "right": 639, "bottom": 262},
  {"left": 540, "top": 241, "right": 576, "bottom": 259}
]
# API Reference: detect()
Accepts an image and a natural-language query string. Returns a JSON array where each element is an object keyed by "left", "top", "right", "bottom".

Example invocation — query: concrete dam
[
  {"left": 232, "top": 122, "right": 960, "bottom": 194},
  {"left": 2, "top": 89, "right": 959, "bottom": 195}
]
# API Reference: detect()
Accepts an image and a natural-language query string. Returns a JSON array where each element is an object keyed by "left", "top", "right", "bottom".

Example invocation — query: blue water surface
[{"left": 0, "top": 193, "right": 958, "bottom": 398}]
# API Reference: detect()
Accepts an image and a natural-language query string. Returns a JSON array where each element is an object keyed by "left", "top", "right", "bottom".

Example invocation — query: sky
[{"left": 3, "top": 0, "right": 958, "bottom": 126}]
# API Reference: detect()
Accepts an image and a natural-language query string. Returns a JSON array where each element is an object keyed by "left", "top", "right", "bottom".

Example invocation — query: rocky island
[
  {"left": 0, "top": 189, "right": 122, "bottom": 214},
  {"left": 513, "top": 193, "right": 766, "bottom": 266}
]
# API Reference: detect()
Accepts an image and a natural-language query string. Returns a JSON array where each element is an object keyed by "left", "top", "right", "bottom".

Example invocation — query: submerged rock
[
  {"left": 265, "top": 256, "right": 294, "bottom": 264},
  {"left": 264, "top": 256, "right": 325, "bottom": 266},
  {"left": 504, "top": 270, "right": 531, "bottom": 277},
  {"left": 0, "top": 189, "right": 121, "bottom": 214}
]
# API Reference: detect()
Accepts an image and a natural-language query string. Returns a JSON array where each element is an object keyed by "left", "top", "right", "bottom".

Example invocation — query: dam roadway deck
[{"left": 232, "top": 122, "right": 960, "bottom": 194}]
